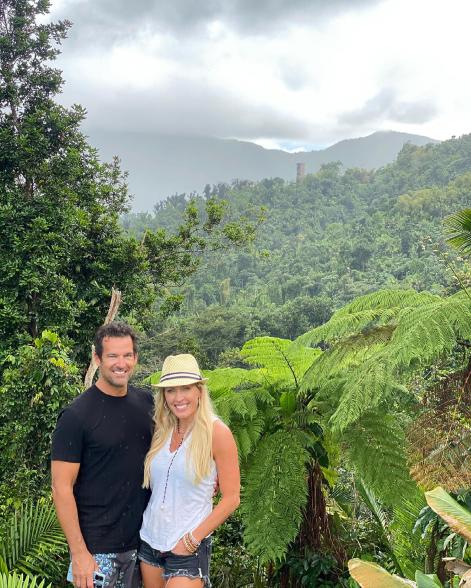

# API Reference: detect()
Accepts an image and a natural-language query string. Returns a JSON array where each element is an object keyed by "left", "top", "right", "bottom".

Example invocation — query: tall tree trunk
[{"left": 278, "top": 461, "right": 346, "bottom": 587}]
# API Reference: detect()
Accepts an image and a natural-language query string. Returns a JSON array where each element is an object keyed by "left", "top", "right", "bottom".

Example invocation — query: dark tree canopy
[{"left": 0, "top": 0, "right": 260, "bottom": 366}]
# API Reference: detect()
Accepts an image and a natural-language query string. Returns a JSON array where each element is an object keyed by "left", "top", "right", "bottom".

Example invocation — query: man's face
[{"left": 95, "top": 336, "right": 137, "bottom": 390}]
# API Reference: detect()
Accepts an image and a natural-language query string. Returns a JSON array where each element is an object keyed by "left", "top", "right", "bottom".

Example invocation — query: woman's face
[{"left": 164, "top": 383, "right": 201, "bottom": 424}]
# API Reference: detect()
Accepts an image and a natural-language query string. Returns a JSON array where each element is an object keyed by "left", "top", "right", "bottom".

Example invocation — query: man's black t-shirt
[{"left": 51, "top": 385, "right": 154, "bottom": 553}]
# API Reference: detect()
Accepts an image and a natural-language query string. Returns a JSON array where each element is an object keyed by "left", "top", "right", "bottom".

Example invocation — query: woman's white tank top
[{"left": 140, "top": 431, "right": 217, "bottom": 551}]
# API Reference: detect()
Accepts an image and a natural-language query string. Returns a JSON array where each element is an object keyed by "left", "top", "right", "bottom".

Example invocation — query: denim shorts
[{"left": 138, "top": 538, "right": 211, "bottom": 587}]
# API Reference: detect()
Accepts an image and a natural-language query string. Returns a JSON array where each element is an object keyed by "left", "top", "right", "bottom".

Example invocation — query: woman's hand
[{"left": 170, "top": 538, "right": 192, "bottom": 556}]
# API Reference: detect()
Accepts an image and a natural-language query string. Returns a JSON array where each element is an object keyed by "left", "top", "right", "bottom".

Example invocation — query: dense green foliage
[
  {"left": 0, "top": 331, "right": 81, "bottom": 511},
  {"left": 0, "top": 0, "right": 260, "bottom": 368},
  {"left": 123, "top": 136, "right": 471, "bottom": 368}
]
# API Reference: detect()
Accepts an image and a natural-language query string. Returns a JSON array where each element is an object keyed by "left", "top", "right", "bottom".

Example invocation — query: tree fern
[
  {"left": 388, "top": 291, "right": 471, "bottom": 370},
  {"left": 345, "top": 412, "right": 415, "bottom": 506},
  {"left": 297, "top": 290, "right": 438, "bottom": 347},
  {"left": 0, "top": 500, "right": 67, "bottom": 580},
  {"left": 390, "top": 493, "right": 427, "bottom": 580},
  {"left": 329, "top": 359, "right": 408, "bottom": 432},
  {"left": 241, "top": 337, "right": 320, "bottom": 387},
  {"left": 298, "top": 288, "right": 470, "bottom": 432},
  {"left": 206, "top": 367, "right": 263, "bottom": 397},
  {"left": 240, "top": 430, "right": 309, "bottom": 563}
]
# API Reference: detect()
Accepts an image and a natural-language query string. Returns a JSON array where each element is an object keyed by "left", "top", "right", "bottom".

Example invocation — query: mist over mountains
[{"left": 86, "top": 129, "right": 438, "bottom": 210}]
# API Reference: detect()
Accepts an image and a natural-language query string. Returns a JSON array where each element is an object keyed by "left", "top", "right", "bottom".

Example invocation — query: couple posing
[{"left": 51, "top": 322, "right": 240, "bottom": 588}]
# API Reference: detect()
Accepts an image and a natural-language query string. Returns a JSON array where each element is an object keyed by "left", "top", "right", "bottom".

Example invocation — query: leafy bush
[{"left": 0, "top": 331, "right": 81, "bottom": 514}]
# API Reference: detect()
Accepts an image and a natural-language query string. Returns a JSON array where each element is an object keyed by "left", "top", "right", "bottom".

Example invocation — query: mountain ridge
[{"left": 85, "top": 128, "right": 438, "bottom": 210}]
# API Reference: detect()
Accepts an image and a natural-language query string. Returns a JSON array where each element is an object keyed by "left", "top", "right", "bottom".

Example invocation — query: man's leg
[{"left": 115, "top": 550, "right": 141, "bottom": 588}]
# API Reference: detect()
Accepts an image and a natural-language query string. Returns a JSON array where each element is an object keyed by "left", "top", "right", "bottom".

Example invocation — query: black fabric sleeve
[{"left": 51, "top": 407, "right": 84, "bottom": 462}]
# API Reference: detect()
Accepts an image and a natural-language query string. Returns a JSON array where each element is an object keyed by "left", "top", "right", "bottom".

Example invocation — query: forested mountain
[
  {"left": 89, "top": 129, "right": 436, "bottom": 210},
  {"left": 122, "top": 134, "right": 471, "bottom": 368}
]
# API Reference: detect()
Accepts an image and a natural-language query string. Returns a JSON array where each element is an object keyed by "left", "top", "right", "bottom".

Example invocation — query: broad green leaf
[
  {"left": 415, "top": 571, "right": 443, "bottom": 587},
  {"left": 348, "top": 559, "right": 416, "bottom": 587},
  {"left": 279, "top": 391, "right": 296, "bottom": 416},
  {"left": 425, "top": 487, "right": 471, "bottom": 542}
]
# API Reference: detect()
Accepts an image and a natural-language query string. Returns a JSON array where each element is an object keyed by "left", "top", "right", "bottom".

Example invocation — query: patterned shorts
[{"left": 67, "top": 550, "right": 141, "bottom": 588}]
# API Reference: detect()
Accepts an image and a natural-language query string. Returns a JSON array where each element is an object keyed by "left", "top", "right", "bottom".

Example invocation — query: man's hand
[{"left": 72, "top": 550, "right": 98, "bottom": 588}]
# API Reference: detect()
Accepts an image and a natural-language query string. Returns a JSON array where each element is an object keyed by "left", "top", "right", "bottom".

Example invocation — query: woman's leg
[
  {"left": 165, "top": 578, "right": 203, "bottom": 587},
  {"left": 140, "top": 562, "right": 166, "bottom": 588}
]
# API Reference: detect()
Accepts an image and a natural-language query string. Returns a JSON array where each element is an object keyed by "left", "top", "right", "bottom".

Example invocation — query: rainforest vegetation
[{"left": 1, "top": 1, "right": 470, "bottom": 587}]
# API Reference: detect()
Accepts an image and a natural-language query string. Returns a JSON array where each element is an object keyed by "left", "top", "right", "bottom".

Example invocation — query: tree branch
[{"left": 83, "top": 287, "right": 122, "bottom": 389}]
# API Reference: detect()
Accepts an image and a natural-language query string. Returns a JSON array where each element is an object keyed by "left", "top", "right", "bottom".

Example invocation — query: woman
[{"left": 139, "top": 354, "right": 240, "bottom": 588}]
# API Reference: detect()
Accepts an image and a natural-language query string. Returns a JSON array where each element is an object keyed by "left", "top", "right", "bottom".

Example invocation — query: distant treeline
[{"left": 122, "top": 135, "right": 471, "bottom": 368}]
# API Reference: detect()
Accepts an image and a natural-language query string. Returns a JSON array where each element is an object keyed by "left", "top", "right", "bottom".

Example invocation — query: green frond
[
  {"left": 213, "top": 390, "right": 254, "bottom": 424},
  {"left": 300, "top": 329, "right": 389, "bottom": 391},
  {"left": 207, "top": 367, "right": 264, "bottom": 396},
  {"left": 444, "top": 208, "right": 471, "bottom": 254},
  {"left": 329, "top": 359, "right": 400, "bottom": 431},
  {"left": 305, "top": 376, "right": 347, "bottom": 422},
  {"left": 0, "top": 574, "right": 51, "bottom": 588},
  {"left": 241, "top": 430, "right": 309, "bottom": 563},
  {"left": 334, "top": 290, "right": 438, "bottom": 315},
  {"left": 345, "top": 412, "right": 415, "bottom": 506},
  {"left": 388, "top": 291, "right": 471, "bottom": 370},
  {"left": 241, "top": 337, "right": 321, "bottom": 388},
  {"left": 390, "top": 493, "right": 427, "bottom": 580},
  {"left": 297, "top": 290, "right": 438, "bottom": 347},
  {"left": 213, "top": 387, "right": 272, "bottom": 426},
  {"left": 0, "top": 500, "right": 67, "bottom": 580},
  {"left": 232, "top": 417, "right": 265, "bottom": 461}
]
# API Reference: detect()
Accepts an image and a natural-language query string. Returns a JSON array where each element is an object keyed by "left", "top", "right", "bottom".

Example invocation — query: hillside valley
[{"left": 122, "top": 134, "right": 471, "bottom": 369}]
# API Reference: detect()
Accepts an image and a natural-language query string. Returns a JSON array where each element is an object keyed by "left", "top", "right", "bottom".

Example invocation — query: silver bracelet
[{"left": 189, "top": 530, "right": 201, "bottom": 547}]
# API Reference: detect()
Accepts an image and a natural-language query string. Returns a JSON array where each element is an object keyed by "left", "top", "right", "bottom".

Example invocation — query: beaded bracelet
[{"left": 182, "top": 533, "right": 197, "bottom": 554}]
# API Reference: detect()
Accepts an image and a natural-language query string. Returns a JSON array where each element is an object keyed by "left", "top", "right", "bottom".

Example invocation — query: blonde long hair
[{"left": 143, "top": 382, "right": 216, "bottom": 488}]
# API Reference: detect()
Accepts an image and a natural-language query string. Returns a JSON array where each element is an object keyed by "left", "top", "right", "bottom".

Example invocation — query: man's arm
[{"left": 51, "top": 460, "right": 97, "bottom": 588}]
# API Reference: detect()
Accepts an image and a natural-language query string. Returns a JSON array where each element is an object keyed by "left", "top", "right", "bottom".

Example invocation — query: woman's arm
[{"left": 172, "top": 420, "right": 240, "bottom": 553}]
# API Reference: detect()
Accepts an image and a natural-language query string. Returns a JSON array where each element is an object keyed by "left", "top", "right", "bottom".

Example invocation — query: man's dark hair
[{"left": 94, "top": 322, "right": 138, "bottom": 358}]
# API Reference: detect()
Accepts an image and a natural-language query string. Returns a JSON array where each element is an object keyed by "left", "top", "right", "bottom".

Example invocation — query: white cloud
[{"left": 52, "top": 0, "right": 471, "bottom": 147}]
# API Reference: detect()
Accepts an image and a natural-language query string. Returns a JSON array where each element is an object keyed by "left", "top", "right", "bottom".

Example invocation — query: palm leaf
[
  {"left": 0, "top": 500, "right": 68, "bottom": 579},
  {"left": 425, "top": 487, "right": 471, "bottom": 542},
  {"left": 445, "top": 208, "right": 471, "bottom": 255},
  {"left": 0, "top": 574, "right": 51, "bottom": 588}
]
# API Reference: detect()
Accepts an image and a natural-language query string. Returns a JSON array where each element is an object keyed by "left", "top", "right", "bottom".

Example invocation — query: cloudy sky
[{"left": 50, "top": 0, "right": 470, "bottom": 151}]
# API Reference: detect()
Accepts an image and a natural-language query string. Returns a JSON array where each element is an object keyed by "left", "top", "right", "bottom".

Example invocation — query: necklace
[{"left": 160, "top": 422, "right": 186, "bottom": 510}]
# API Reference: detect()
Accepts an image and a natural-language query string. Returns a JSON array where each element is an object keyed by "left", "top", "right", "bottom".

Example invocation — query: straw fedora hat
[{"left": 155, "top": 354, "right": 207, "bottom": 388}]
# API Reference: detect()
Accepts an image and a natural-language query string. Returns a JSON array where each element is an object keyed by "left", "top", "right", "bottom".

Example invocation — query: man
[{"left": 52, "top": 322, "right": 154, "bottom": 588}]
